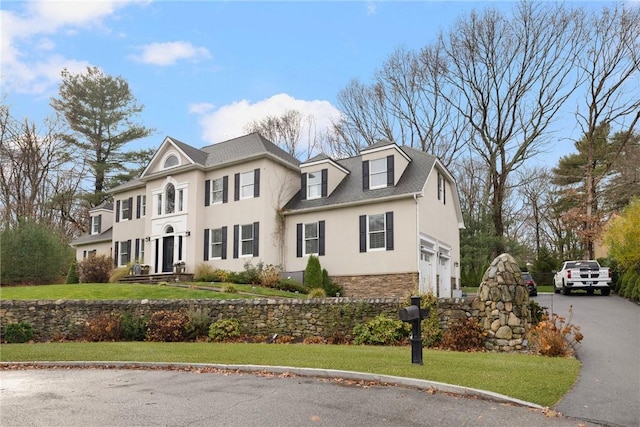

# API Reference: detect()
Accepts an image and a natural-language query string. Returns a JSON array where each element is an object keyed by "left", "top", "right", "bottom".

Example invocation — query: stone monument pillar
[{"left": 473, "top": 253, "right": 531, "bottom": 351}]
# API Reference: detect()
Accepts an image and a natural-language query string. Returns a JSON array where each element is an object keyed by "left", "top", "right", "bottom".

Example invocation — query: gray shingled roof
[
  {"left": 361, "top": 138, "right": 396, "bottom": 152},
  {"left": 91, "top": 201, "right": 113, "bottom": 211},
  {"left": 71, "top": 227, "right": 113, "bottom": 246},
  {"left": 201, "top": 133, "right": 300, "bottom": 168},
  {"left": 304, "top": 153, "right": 330, "bottom": 164},
  {"left": 169, "top": 137, "right": 209, "bottom": 165},
  {"left": 284, "top": 146, "right": 435, "bottom": 211},
  {"left": 109, "top": 178, "right": 144, "bottom": 193}
]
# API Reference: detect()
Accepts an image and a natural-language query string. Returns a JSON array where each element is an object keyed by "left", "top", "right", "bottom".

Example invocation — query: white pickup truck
[{"left": 553, "top": 260, "right": 612, "bottom": 296}]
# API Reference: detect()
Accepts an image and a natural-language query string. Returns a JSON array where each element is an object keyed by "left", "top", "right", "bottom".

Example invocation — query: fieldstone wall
[
  {"left": 475, "top": 253, "right": 531, "bottom": 351},
  {"left": 332, "top": 272, "right": 418, "bottom": 298}
]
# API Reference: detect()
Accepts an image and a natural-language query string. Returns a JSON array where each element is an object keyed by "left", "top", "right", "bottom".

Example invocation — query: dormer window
[
  {"left": 163, "top": 154, "right": 179, "bottom": 169},
  {"left": 301, "top": 169, "right": 327, "bottom": 200},
  {"left": 91, "top": 215, "right": 102, "bottom": 234},
  {"left": 363, "top": 155, "right": 394, "bottom": 190}
]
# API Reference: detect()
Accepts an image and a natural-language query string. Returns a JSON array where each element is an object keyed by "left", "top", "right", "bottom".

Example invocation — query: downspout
[{"left": 414, "top": 193, "right": 420, "bottom": 291}]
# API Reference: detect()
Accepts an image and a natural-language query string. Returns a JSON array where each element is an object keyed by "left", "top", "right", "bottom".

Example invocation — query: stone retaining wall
[{"left": 1, "top": 296, "right": 481, "bottom": 343}]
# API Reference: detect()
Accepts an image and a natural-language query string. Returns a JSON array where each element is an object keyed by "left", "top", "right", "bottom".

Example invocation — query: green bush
[
  {"left": 4, "top": 321, "right": 35, "bottom": 343},
  {"left": 308, "top": 287, "right": 326, "bottom": 298},
  {"left": 0, "top": 221, "right": 73, "bottom": 285},
  {"left": 146, "top": 310, "right": 189, "bottom": 342},
  {"left": 208, "top": 318, "right": 241, "bottom": 342},
  {"left": 352, "top": 315, "right": 410, "bottom": 345},
  {"left": 66, "top": 259, "right": 80, "bottom": 284},
  {"left": 529, "top": 299, "right": 545, "bottom": 325},
  {"left": 186, "top": 305, "right": 212, "bottom": 340},
  {"left": 228, "top": 261, "right": 263, "bottom": 284},
  {"left": 77, "top": 255, "right": 113, "bottom": 283},
  {"left": 83, "top": 312, "right": 123, "bottom": 342},
  {"left": 222, "top": 284, "right": 238, "bottom": 294},
  {"left": 322, "top": 269, "right": 343, "bottom": 297},
  {"left": 304, "top": 255, "right": 323, "bottom": 289},
  {"left": 275, "top": 278, "right": 308, "bottom": 294},
  {"left": 121, "top": 312, "right": 148, "bottom": 341}
]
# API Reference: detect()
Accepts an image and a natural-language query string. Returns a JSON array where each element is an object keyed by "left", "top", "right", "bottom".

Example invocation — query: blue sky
[{"left": 0, "top": 0, "right": 622, "bottom": 162}]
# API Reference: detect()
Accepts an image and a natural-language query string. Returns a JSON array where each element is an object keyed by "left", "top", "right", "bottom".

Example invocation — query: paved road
[
  {"left": 0, "top": 366, "right": 599, "bottom": 427},
  {"left": 535, "top": 292, "right": 640, "bottom": 427}
]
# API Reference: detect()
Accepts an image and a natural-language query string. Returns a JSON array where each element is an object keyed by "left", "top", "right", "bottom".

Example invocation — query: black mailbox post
[{"left": 399, "top": 295, "right": 430, "bottom": 365}]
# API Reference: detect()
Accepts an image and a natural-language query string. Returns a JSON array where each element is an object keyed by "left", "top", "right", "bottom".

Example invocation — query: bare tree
[
  {"left": 439, "top": 1, "right": 584, "bottom": 255},
  {"left": 571, "top": 3, "right": 640, "bottom": 258},
  {"left": 0, "top": 103, "right": 85, "bottom": 235},
  {"left": 335, "top": 46, "right": 469, "bottom": 167}
]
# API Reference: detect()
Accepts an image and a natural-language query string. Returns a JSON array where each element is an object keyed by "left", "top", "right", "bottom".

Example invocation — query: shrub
[
  {"left": 146, "top": 310, "right": 189, "bottom": 342},
  {"left": 322, "top": 269, "right": 343, "bottom": 297},
  {"left": 308, "top": 287, "right": 326, "bottom": 298},
  {"left": 77, "top": 255, "right": 113, "bottom": 283},
  {"left": 222, "top": 284, "right": 238, "bottom": 294},
  {"left": 4, "top": 321, "right": 35, "bottom": 343},
  {"left": 304, "top": 255, "right": 323, "bottom": 289},
  {"left": 259, "top": 264, "right": 281, "bottom": 287},
  {"left": 527, "top": 307, "right": 583, "bottom": 357},
  {"left": 66, "top": 259, "right": 80, "bottom": 284},
  {"left": 186, "top": 305, "right": 212, "bottom": 340},
  {"left": 84, "top": 312, "right": 123, "bottom": 342},
  {"left": 122, "top": 312, "right": 148, "bottom": 341},
  {"left": 352, "top": 315, "right": 410, "bottom": 345},
  {"left": 194, "top": 263, "right": 215, "bottom": 282},
  {"left": 0, "top": 221, "right": 73, "bottom": 285},
  {"left": 275, "top": 278, "right": 308, "bottom": 294},
  {"left": 529, "top": 299, "right": 546, "bottom": 325},
  {"left": 438, "top": 317, "right": 485, "bottom": 351},
  {"left": 208, "top": 318, "right": 241, "bottom": 342},
  {"left": 109, "top": 266, "right": 130, "bottom": 283},
  {"left": 211, "top": 269, "right": 230, "bottom": 283}
]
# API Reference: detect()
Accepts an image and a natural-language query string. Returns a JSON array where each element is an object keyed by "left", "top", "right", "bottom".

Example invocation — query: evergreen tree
[{"left": 303, "top": 255, "right": 323, "bottom": 289}]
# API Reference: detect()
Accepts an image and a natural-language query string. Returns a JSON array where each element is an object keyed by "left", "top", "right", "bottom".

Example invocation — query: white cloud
[
  {"left": 132, "top": 41, "right": 212, "bottom": 66},
  {"left": 190, "top": 93, "right": 342, "bottom": 156},
  {"left": 1, "top": 0, "right": 138, "bottom": 94}
]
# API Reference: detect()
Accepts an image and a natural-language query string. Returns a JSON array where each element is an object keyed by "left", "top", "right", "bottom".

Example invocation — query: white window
[
  {"left": 210, "top": 228, "right": 223, "bottom": 259},
  {"left": 91, "top": 215, "right": 101, "bottom": 234},
  {"left": 304, "top": 223, "right": 319, "bottom": 255},
  {"left": 120, "top": 241, "right": 129, "bottom": 266},
  {"left": 165, "top": 184, "right": 175, "bottom": 214},
  {"left": 211, "top": 178, "right": 224, "bottom": 204},
  {"left": 178, "top": 188, "right": 184, "bottom": 212},
  {"left": 240, "top": 171, "right": 254, "bottom": 199},
  {"left": 438, "top": 173, "right": 446, "bottom": 204},
  {"left": 368, "top": 214, "right": 386, "bottom": 250},
  {"left": 164, "top": 154, "right": 179, "bottom": 169},
  {"left": 121, "top": 199, "right": 130, "bottom": 221},
  {"left": 369, "top": 158, "right": 387, "bottom": 189},
  {"left": 157, "top": 194, "right": 162, "bottom": 215},
  {"left": 241, "top": 224, "right": 254, "bottom": 256},
  {"left": 307, "top": 172, "right": 322, "bottom": 200},
  {"left": 141, "top": 195, "right": 146, "bottom": 217}
]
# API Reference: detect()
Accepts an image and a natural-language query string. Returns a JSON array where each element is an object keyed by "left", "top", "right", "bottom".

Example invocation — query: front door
[{"left": 162, "top": 236, "right": 174, "bottom": 272}]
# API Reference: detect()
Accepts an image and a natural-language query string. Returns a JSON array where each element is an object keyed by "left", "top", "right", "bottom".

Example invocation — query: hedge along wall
[{"left": 0, "top": 297, "right": 480, "bottom": 342}]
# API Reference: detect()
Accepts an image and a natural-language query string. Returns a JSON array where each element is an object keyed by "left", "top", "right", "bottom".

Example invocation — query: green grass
[
  {"left": 0, "top": 342, "right": 578, "bottom": 407},
  {"left": 0, "top": 283, "right": 301, "bottom": 300}
]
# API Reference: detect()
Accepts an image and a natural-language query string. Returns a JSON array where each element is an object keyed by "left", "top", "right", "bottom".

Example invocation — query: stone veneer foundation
[{"left": 330, "top": 272, "right": 418, "bottom": 298}]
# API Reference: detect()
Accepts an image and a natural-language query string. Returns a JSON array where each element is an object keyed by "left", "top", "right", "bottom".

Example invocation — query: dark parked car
[{"left": 522, "top": 272, "right": 538, "bottom": 296}]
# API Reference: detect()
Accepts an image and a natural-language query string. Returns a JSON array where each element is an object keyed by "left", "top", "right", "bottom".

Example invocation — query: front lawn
[
  {"left": 0, "top": 283, "right": 302, "bottom": 300},
  {"left": 0, "top": 342, "right": 579, "bottom": 407}
]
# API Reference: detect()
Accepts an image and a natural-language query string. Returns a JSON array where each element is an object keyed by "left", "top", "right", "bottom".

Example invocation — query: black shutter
[
  {"left": 319, "top": 220, "right": 325, "bottom": 256},
  {"left": 154, "top": 240, "right": 159, "bottom": 274},
  {"left": 385, "top": 212, "right": 394, "bottom": 251},
  {"left": 296, "top": 223, "right": 303, "bottom": 257},
  {"left": 178, "top": 236, "right": 183, "bottom": 260},
  {"left": 253, "top": 222, "right": 259, "bottom": 256},
  {"left": 234, "top": 173, "right": 240, "bottom": 201},
  {"left": 205, "top": 180, "right": 210, "bottom": 206},
  {"left": 97, "top": 215, "right": 102, "bottom": 233},
  {"left": 83, "top": 250, "right": 87, "bottom": 259},
  {"left": 359, "top": 215, "right": 367, "bottom": 252},
  {"left": 114, "top": 241, "right": 119, "bottom": 266},
  {"left": 254, "top": 168, "right": 260, "bottom": 198},
  {"left": 116, "top": 200, "right": 120, "bottom": 222},
  {"left": 362, "top": 160, "right": 370, "bottom": 190},
  {"left": 204, "top": 229, "right": 209, "bottom": 260},
  {"left": 222, "top": 176, "right": 228, "bottom": 203},
  {"left": 443, "top": 178, "right": 446, "bottom": 205},
  {"left": 128, "top": 197, "right": 133, "bottom": 220},
  {"left": 387, "top": 155, "right": 394, "bottom": 186},
  {"left": 135, "top": 239, "right": 140, "bottom": 260},
  {"left": 321, "top": 169, "right": 328, "bottom": 197},
  {"left": 233, "top": 225, "right": 239, "bottom": 258},
  {"left": 300, "top": 173, "right": 307, "bottom": 201},
  {"left": 136, "top": 195, "right": 141, "bottom": 218},
  {"left": 221, "top": 226, "right": 228, "bottom": 259},
  {"left": 127, "top": 240, "right": 132, "bottom": 262}
]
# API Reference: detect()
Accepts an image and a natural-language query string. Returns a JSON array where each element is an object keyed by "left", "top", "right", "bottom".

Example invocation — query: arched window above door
[{"left": 165, "top": 225, "right": 174, "bottom": 234}]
